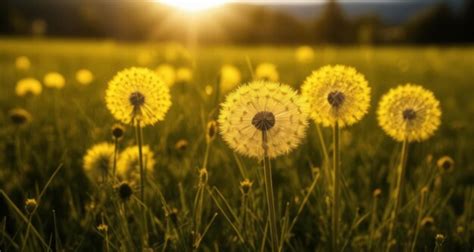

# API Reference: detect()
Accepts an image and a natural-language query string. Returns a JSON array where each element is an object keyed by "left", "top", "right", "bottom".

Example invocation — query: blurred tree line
[{"left": 0, "top": 0, "right": 473, "bottom": 45}]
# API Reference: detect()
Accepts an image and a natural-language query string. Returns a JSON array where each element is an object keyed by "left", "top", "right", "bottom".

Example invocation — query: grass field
[{"left": 0, "top": 38, "right": 473, "bottom": 251}]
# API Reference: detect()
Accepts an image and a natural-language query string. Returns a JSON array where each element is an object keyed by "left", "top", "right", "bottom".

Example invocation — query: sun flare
[{"left": 158, "top": 0, "right": 229, "bottom": 12}]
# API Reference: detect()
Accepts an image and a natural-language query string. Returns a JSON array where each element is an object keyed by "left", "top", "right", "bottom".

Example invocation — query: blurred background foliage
[{"left": 1, "top": 0, "right": 474, "bottom": 45}]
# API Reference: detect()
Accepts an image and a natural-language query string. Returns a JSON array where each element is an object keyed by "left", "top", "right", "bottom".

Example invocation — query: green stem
[
  {"left": 316, "top": 123, "right": 329, "bottom": 162},
  {"left": 113, "top": 137, "right": 118, "bottom": 180},
  {"left": 134, "top": 119, "right": 148, "bottom": 247},
  {"left": 20, "top": 214, "right": 33, "bottom": 252},
  {"left": 332, "top": 122, "right": 340, "bottom": 252},
  {"left": 262, "top": 130, "right": 279, "bottom": 252},
  {"left": 410, "top": 189, "right": 426, "bottom": 252},
  {"left": 368, "top": 195, "right": 379, "bottom": 252},
  {"left": 386, "top": 139, "right": 409, "bottom": 252},
  {"left": 134, "top": 119, "right": 145, "bottom": 202}
]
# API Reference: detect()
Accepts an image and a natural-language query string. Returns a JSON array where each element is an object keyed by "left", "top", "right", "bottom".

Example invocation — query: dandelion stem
[
  {"left": 262, "top": 130, "right": 279, "bottom": 252},
  {"left": 316, "top": 124, "right": 329, "bottom": 162},
  {"left": 386, "top": 139, "right": 409, "bottom": 252},
  {"left": 134, "top": 119, "right": 145, "bottom": 202},
  {"left": 134, "top": 118, "right": 148, "bottom": 247},
  {"left": 411, "top": 188, "right": 427, "bottom": 252},
  {"left": 332, "top": 121, "right": 340, "bottom": 252},
  {"left": 112, "top": 137, "right": 118, "bottom": 180}
]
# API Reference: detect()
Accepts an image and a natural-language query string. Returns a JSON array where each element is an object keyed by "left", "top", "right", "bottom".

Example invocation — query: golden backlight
[{"left": 158, "top": 0, "right": 229, "bottom": 12}]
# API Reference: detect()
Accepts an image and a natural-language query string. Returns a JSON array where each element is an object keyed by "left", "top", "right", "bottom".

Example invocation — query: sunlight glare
[{"left": 158, "top": 0, "right": 229, "bottom": 12}]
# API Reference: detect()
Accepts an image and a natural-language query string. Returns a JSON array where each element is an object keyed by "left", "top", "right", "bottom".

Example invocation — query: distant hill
[{"left": 269, "top": 0, "right": 464, "bottom": 24}]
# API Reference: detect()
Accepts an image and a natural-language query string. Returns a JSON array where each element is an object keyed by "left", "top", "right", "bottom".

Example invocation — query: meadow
[{"left": 0, "top": 38, "right": 473, "bottom": 251}]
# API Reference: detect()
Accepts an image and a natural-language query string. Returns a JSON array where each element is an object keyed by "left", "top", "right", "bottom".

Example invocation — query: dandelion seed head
[
  {"left": 155, "top": 64, "right": 176, "bottom": 87},
  {"left": 43, "top": 72, "right": 65, "bottom": 89},
  {"left": 111, "top": 124, "right": 125, "bottom": 140},
  {"left": 15, "top": 56, "right": 31, "bottom": 70},
  {"left": 76, "top": 69, "right": 94, "bottom": 85},
  {"left": 295, "top": 46, "right": 315, "bottom": 63},
  {"left": 220, "top": 64, "right": 241, "bottom": 93},
  {"left": 117, "top": 145, "right": 156, "bottom": 181},
  {"left": 16, "top": 78, "right": 42, "bottom": 97},
  {"left": 83, "top": 142, "right": 115, "bottom": 180},
  {"left": 302, "top": 65, "right": 371, "bottom": 127},
  {"left": 255, "top": 63, "right": 279, "bottom": 82},
  {"left": 176, "top": 67, "right": 193, "bottom": 83},
  {"left": 9, "top": 108, "right": 32, "bottom": 126},
  {"left": 218, "top": 81, "right": 309, "bottom": 159},
  {"left": 105, "top": 67, "right": 171, "bottom": 126},
  {"left": 377, "top": 84, "right": 441, "bottom": 142},
  {"left": 116, "top": 182, "right": 133, "bottom": 201},
  {"left": 437, "top": 156, "right": 454, "bottom": 173}
]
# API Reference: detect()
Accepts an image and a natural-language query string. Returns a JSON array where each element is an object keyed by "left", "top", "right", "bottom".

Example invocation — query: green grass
[{"left": 0, "top": 38, "right": 473, "bottom": 251}]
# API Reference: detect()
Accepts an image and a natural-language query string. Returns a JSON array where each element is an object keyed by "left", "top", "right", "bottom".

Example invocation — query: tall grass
[{"left": 0, "top": 39, "right": 473, "bottom": 251}]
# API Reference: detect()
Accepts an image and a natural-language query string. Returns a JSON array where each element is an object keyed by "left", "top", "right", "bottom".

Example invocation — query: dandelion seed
[
  {"left": 16, "top": 78, "right": 42, "bottom": 97},
  {"left": 302, "top": 65, "right": 371, "bottom": 127},
  {"left": 218, "top": 81, "right": 309, "bottom": 159},
  {"left": 83, "top": 142, "right": 115, "bottom": 180},
  {"left": 155, "top": 64, "right": 176, "bottom": 87},
  {"left": 176, "top": 67, "right": 193, "bottom": 84},
  {"left": 105, "top": 67, "right": 171, "bottom": 126},
  {"left": 255, "top": 63, "right": 279, "bottom": 82},
  {"left": 295, "top": 46, "right": 315, "bottom": 63},
  {"left": 436, "top": 156, "right": 454, "bottom": 173},
  {"left": 76, "top": 69, "right": 94, "bottom": 85},
  {"left": 9, "top": 108, "right": 32, "bottom": 126},
  {"left": 116, "top": 182, "right": 133, "bottom": 201},
  {"left": 43, "top": 72, "right": 65, "bottom": 89},
  {"left": 117, "top": 145, "right": 156, "bottom": 181},
  {"left": 24, "top": 198, "right": 37, "bottom": 214},
  {"left": 220, "top": 64, "right": 241, "bottom": 93},
  {"left": 377, "top": 84, "right": 441, "bottom": 142},
  {"left": 15, "top": 56, "right": 31, "bottom": 70}
]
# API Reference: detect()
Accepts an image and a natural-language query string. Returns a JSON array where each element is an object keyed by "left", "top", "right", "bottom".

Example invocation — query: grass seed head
[
  {"left": 240, "top": 179, "right": 253, "bottom": 195},
  {"left": 206, "top": 120, "right": 217, "bottom": 143},
  {"left": 97, "top": 223, "right": 108, "bottom": 232},
  {"left": 24, "top": 198, "right": 37, "bottom": 214},
  {"left": 175, "top": 139, "right": 189, "bottom": 151}
]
